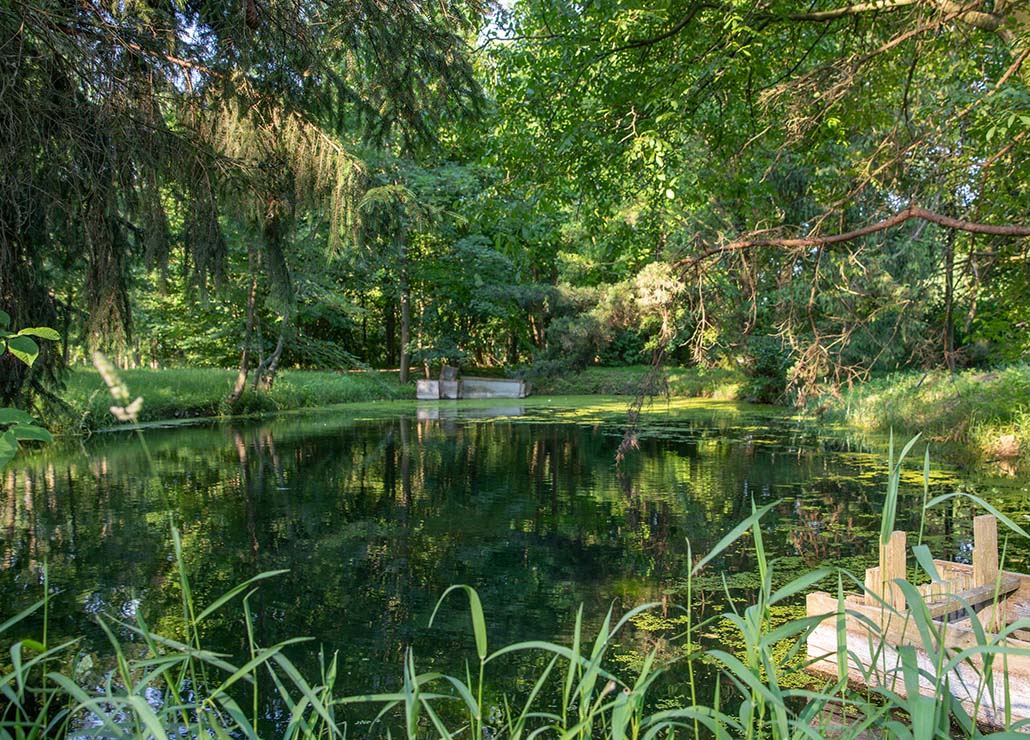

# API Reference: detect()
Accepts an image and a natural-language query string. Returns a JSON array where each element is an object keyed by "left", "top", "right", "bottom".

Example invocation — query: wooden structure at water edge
[{"left": 806, "top": 515, "right": 1030, "bottom": 729}]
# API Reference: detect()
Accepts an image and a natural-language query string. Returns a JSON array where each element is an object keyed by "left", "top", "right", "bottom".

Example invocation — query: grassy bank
[
  {"left": 816, "top": 364, "right": 1030, "bottom": 464},
  {"left": 58, "top": 367, "right": 412, "bottom": 432},
  {"left": 52, "top": 364, "right": 743, "bottom": 433},
  {"left": 530, "top": 364, "right": 744, "bottom": 399}
]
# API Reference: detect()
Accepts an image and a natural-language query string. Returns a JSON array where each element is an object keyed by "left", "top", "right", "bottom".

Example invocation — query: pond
[{"left": 3, "top": 397, "right": 1030, "bottom": 730}]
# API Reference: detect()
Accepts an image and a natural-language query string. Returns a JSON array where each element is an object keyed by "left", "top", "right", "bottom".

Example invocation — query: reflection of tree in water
[{"left": 2, "top": 410, "right": 1023, "bottom": 722}]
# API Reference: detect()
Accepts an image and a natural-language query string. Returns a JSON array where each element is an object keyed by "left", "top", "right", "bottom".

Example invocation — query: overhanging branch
[
  {"left": 788, "top": 0, "right": 918, "bottom": 21},
  {"left": 675, "top": 206, "right": 1030, "bottom": 269}
]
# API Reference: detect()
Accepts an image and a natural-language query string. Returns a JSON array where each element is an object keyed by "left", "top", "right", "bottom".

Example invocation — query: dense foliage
[{"left": 2, "top": 0, "right": 1029, "bottom": 406}]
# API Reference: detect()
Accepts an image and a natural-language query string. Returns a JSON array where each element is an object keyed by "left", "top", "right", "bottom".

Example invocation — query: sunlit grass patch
[
  {"left": 816, "top": 365, "right": 1030, "bottom": 467},
  {"left": 58, "top": 367, "right": 411, "bottom": 432},
  {"left": 531, "top": 364, "right": 746, "bottom": 400}
]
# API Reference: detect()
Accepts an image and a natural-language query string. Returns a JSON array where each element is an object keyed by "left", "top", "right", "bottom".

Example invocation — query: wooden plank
[
  {"left": 975, "top": 514, "right": 999, "bottom": 587},
  {"left": 922, "top": 574, "right": 1019, "bottom": 621},
  {"left": 806, "top": 589, "right": 1030, "bottom": 728},
  {"left": 807, "top": 590, "right": 1030, "bottom": 677},
  {"left": 880, "top": 530, "right": 906, "bottom": 610},
  {"left": 807, "top": 615, "right": 1030, "bottom": 729}
]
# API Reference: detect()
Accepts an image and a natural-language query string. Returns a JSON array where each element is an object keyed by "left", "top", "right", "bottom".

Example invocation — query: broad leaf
[
  {"left": 16, "top": 327, "right": 60, "bottom": 341},
  {"left": 0, "top": 429, "right": 18, "bottom": 469},
  {"left": 12, "top": 425, "right": 53, "bottom": 443},
  {"left": 0, "top": 408, "right": 33, "bottom": 425},
  {"left": 5, "top": 335, "right": 39, "bottom": 366}
]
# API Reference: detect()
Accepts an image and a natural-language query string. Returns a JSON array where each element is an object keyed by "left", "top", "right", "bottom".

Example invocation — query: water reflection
[{"left": 2, "top": 401, "right": 1030, "bottom": 722}]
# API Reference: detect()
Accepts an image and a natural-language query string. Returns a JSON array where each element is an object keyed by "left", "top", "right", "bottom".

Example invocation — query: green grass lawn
[
  {"left": 58, "top": 366, "right": 412, "bottom": 432},
  {"left": 816, "top": 364, "right": 1030, "bottom": 464},
  {"left": 53, "top": 363, "right": 744, "bottom": 432},
  {"left": 530, "top": 364, "right": 744, "bottom": 399}
]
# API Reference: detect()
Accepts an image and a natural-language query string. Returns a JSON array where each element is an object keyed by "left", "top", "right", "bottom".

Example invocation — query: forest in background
[{"left": 2, "top": 0, "right": 1030, "bottom": 410}]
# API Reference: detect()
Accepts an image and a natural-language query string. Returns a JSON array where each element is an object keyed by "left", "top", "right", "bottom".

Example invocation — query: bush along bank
[
  {"left": 57, "top": 367, "right": 412, "bottom": 433},
  {"left": 813, "top": 364, "right": 1030, "bottom": 467},
  {"left": 528, "top": 364, "right": 745, "bottom": 399}
]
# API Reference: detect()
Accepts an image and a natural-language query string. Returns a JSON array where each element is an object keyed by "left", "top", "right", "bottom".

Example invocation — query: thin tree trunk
[
  {"left": 255, "top": 311, "right": 288, "bottom": 391},
  {"left": 399, "top": 237, "right": 411, "bottom": 384},
  {"left": 943, "top": 230, "right": 956, "bottom": 372},
  {"left": 228, "top": 255, "right": 259, "bottom": 405},
  {"left": 384, "top": 296, "right": 396, "bottom": 367}
]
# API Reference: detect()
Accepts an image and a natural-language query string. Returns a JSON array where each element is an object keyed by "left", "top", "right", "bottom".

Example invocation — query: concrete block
[{"left": 416, "top": 379, "right": 440, "bottom": 400}]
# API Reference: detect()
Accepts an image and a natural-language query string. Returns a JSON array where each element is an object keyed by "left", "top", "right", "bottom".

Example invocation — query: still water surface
[{"left": 3, "top": 397, "right": 1030, "bottom": 721}]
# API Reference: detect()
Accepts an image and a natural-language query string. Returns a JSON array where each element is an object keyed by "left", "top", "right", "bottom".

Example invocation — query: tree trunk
[
  {"left": 399, "top": 237, "right": 411, "bottom": 384},
  {"left": 384, "top": 296, "right": 396, "bottom": 367},
  {"left": 228, "top": 263, "right": 259, "bottom": 405},
  {"left": 255, "top": 311, "right": 289, "bottom": 391},
  {"left": 943, "top": 230, "right": 956, "bottom": 372}
]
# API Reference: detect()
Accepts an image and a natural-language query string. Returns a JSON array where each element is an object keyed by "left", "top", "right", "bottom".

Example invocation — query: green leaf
[
  {"left": 912, "top": 544, "right": 943, "bottom": 583},
  {"left": 0, "top": 408, "right": 33, "bottom": 425},
  {"left": 16, "top": 327, "right": 60, "bottom": 341},
  {"left": 0, "top": 429, "right": 18, "bottom": 469},
  {"left": 692, "top": 501, "right": 777, "bottom": 575},
  {"left": 926, "top": 492, "right": 1030, "bottom": 540},
  {"left": 6, "top": 335, "right": 39, "bottom": 367},
  {"left": 0, "top": 310, "right": 8, "bottom": 329},
  {"left": 429, "top": 585, "right": 488, "bottom": 660},
  {"left": 196, "top": 569, "right": 290, "bottom": 624},
  {"left": 11, "top": 425, "right": 53, "bottom": 443}
]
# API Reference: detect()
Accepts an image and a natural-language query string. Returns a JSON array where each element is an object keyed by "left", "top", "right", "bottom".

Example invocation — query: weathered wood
[
  {"left": 864, "top": 566, "right": 881, "bottom": 606},
  {"left": 975, "top": 514, "right": 1000, "bottom": 587},
  {"left": 924, "top": 574, "right": 1019, "bottom": 621},
  {"left": 880, "top": 530, "right": 907, "bottom": 610},
  {"left": 806, "top": 589, "right": 1030, "bottom": 729}
]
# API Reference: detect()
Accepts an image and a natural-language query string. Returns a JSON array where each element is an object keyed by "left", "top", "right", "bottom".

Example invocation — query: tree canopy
[{"left": 2, "top": 0, "right": 1029, "bottom": 405}]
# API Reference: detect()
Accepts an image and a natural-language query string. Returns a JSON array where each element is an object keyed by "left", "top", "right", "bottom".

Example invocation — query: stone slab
[{"left": 416, "top": 379, "right": 440, "bottom": 400}]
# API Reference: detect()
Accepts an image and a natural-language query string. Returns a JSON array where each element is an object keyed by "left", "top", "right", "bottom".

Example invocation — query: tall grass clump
[
  {"left": 5, "top": 435, "right": 1030, "bottom": 738},
  {"left": 815, "top": 365, "right": 1030, "bottom": 464}
]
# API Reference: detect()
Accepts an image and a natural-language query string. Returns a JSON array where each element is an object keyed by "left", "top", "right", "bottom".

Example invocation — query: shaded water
[{"left": 3, "top": 397, "right": 1030, "bottom": 725}]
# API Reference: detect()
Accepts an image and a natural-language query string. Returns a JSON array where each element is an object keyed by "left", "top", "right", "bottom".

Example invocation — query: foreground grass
[
  {"left": 815, "top": 365, "right": 1030, "bottom": 465},
  {"left": 59, "top": 367, "right": 412, "bottom": 433},
  {"left": 531, "top": 365, "right": 744, "bottom": 400}
]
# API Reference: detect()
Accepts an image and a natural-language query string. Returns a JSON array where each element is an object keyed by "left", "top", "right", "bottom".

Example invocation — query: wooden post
[
  {"left": 880, "top": 530, "right": 907, "bottom": 610},
  {"left": 864, "top": 566, "right": 881, "bottom": 606},
  {"left": 974, "top": 514, "right": 1003, "bottom": 631},
  {"left": 973, "top": 514, "right": 999, "bottom": 588}
]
